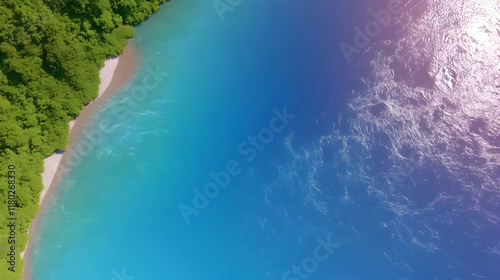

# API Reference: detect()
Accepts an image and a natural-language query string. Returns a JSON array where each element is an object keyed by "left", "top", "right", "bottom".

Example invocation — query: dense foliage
[{"left": 0, "top": 0, "right": 165, "bottom": 278}]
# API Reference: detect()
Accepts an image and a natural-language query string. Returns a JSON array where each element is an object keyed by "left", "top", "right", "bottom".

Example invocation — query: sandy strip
[
  {"left": 20, "top": 43, "right": 139, "bottom": 279},
  {"left": 38, "top": 56, "right": 121, "bottom": 202}
]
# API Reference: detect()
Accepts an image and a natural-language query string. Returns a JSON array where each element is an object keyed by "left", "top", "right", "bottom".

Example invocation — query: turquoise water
[{"left": 31, "top": 0, "right": 500, "bottom": 279}]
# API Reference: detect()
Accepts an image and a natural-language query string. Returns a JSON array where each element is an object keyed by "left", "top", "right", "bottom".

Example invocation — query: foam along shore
[
  {"left": 20, "top": 43, "right": 138, "bottom": 262},
  {"left": 39, "top": 54, "right": 120, "bottom": 203}
]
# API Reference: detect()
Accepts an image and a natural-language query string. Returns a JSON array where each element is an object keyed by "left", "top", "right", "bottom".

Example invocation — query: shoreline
[
  {"left": 20, "top": 42, "right": 139, "bottom": 280},
  {"left": 38, "top": 54, "right": 121, "bottom": 203}
]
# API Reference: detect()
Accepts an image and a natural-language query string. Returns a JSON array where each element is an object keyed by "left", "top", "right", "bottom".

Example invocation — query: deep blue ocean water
[{"left": 30, "top": 0, "right": 500, "bottom": 279}]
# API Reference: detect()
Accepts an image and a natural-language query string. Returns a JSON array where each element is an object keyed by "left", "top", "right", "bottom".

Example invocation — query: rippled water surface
[{"left": 31, "top": 0, "right": 499, "bottom": 279}]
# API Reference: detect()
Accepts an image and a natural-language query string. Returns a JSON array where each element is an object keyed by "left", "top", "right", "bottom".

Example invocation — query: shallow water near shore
[{"left": 29, "top": 0, "right": 500, "bottom": 279}]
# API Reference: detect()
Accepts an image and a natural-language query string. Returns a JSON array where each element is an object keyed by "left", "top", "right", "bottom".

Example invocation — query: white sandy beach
[
  {"left": 20, "top": 57, "right": 120, "bottom": 260},
  {"left": 38, "top": 56, "right": 120, "bottom": 204},
  {"left": 21, "top": 45, "right": 138, "bottom": 272}
]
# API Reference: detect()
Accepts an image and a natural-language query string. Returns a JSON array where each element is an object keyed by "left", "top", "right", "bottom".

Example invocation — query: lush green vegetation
[{"left": 0, "top": 0, "right": 166, "bottom": 278}]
